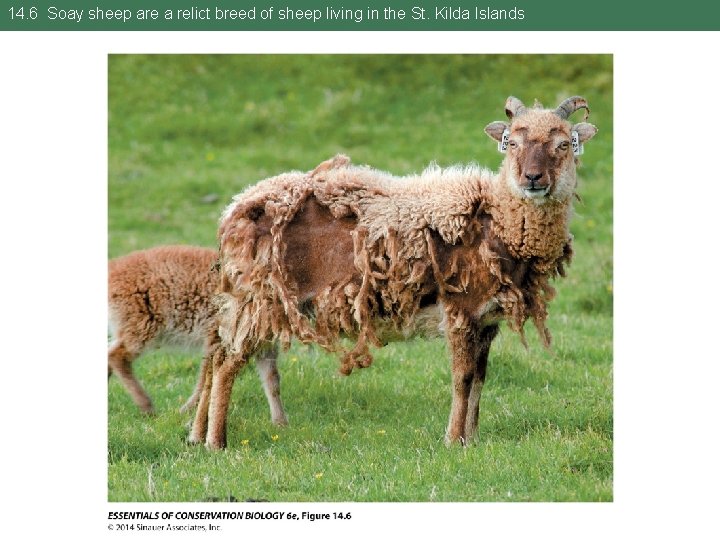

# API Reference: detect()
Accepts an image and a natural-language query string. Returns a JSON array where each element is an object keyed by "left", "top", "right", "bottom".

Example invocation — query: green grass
[{"left": 108, "top": 54, "right": 613, "bottom": 502}]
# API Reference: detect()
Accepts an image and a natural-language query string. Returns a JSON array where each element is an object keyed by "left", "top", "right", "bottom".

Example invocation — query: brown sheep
[
  {"left": 108, "top": 245, "right": 287, "bottom": 424},
  {"left": 189, "top": 96, "right": 598, "bottom": 449}
]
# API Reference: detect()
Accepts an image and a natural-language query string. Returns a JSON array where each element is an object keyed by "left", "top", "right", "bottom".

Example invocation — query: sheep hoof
[
  {"left": 186, "top": 432, "right": 204, "bottom": 446},
  {"left": 205, "top": 440, "right": 227, "bottom": 451},
  {"left": 463, "top": 434, "right": 478, "bottom": 446},
  {"left": 443, "top": 434, "right": 466, "bottom": 447},
  {"left": 140, "top": 406, "right": 156, "bottom": 417}
]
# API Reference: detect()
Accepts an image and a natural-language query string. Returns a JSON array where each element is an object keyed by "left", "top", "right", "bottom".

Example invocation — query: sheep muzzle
[{"left": 514, "top": 142, "right": 554, "bottom": 198}]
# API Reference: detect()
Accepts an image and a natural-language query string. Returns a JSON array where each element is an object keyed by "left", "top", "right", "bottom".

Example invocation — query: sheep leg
[
  {"left": 183, "top": 319, "right": 226, "bottom": 414},
  {"left": 206, "top": 352, "right": 249, "bottom": 450},
  {"left": 187, "top": 332, "right": 223, "bottom": 444},
  {"left": 108, "top": 340, "right": 154, "bottom": 414},
  {"left": 255, "top": 344, "right": 288, "bottom": 426},
  {"left": 187, "top": 355, "right": 214, "bottom": 444},
  {"left": 180, "top": 353, "right": 208, "bottom": 414},
  {"left": 464, "top": 324, "right": 499, "bottom": 442},
  {"left": 445, "top": 326, "right": 476, "bottom": 445},
  {"left": 184, "top": 344, "right": 287, "bottom": 423}
]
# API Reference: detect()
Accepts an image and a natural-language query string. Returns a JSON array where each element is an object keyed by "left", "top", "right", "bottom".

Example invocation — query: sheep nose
[{"left": 525, "top": 172, "right": 543, "bottom": 182}]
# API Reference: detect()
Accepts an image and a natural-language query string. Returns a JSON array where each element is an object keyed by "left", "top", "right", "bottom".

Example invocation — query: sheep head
[{"left": 485, "top": 96, "right": 598, "bottom": 203}]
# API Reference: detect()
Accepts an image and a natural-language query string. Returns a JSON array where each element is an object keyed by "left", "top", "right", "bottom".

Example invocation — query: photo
[{"left": 108, "top": 54, "right": 613, "bottom": 502}]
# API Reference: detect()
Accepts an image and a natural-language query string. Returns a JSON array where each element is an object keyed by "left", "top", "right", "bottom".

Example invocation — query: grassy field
[{"left": 108, "top": 54, "right": 613, "bottom": 502}]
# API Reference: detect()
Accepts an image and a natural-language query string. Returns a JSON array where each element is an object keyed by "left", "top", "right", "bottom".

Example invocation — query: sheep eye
[
  {"left": 508, "top": 141, "right": 518, "bottom": 148},
  {"left": 558, "top": 141, "right": 569, "bottom": 150}
]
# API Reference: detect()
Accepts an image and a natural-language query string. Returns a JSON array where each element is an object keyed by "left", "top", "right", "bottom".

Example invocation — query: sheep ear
[
  {"left": 572, "top": 122, "right": 598, "bottom": 143},
  {"left": 485, "top": 121, "right": 509, "bottom": 142}
]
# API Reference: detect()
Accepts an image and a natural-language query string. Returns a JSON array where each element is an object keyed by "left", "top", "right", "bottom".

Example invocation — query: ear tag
[
  {"left": 498, "top": 128, "right": 510, "bottom": 153},
  {"left": 571, "top": 130, "right": 583, "bottom": 156}
]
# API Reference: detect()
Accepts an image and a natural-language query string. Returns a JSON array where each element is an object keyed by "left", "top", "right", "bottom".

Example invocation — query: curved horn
[
  {"left": 505, "top": 96, "right": 526, "bottom": 119},
  {"left": 555, "top": 96, "right": 590, "bottom": 121}
]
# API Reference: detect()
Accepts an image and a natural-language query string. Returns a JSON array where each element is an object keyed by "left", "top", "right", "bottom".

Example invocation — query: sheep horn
[
  {"left": 505, "top": 96, "right": 527, "bottom": 119},
  {"left": 555, "top": 96, "right": 590, "bottom": 121}
]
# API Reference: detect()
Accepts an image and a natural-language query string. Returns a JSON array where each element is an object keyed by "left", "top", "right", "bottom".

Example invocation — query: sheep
[
  {"left": 188, "top": 96, "right": 598, "bottom": 449},
  {"left": 108, "top": 244, "right": 288, "bottom": 425}
]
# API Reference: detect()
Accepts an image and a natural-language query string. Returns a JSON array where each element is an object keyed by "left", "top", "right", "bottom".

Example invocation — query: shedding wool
[{"left": 215, "top": 154, "right": 572, "bottom": 375}]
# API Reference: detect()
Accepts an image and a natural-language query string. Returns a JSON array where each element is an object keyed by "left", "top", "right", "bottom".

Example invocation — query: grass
[{"left": 108, "top": 54, "right": 613, "bottom": 502}]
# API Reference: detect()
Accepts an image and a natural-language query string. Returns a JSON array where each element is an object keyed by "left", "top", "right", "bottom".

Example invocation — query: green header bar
[{"left": 3, "top": 0, "right": 720, "bottom": 30}]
